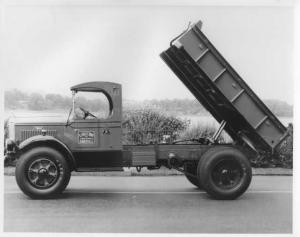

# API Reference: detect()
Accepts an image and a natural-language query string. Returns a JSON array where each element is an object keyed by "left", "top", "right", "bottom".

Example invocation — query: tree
[
  {"left": 4, "top": 89, "right": 28, "bottom": 109},
  {"left": 27, "top": 93, "right": 46, "bottom": 110}
]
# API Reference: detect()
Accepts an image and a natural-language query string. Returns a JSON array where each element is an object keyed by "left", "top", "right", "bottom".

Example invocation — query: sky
[{"left": 1, "top": 1, "right": 295, "bottom": 104}]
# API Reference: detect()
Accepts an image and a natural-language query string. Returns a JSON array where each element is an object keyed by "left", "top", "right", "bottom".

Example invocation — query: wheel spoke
[
  {"left": 29, "top": 168, "right": 39, "bottom": 174},
  {"left": 48, "top": 171, "right": 57, "bottom": 178},
  {"left": 47, "top": 175, "right": 55, "bottom": 183},
  {"left": 31, "top": 176, "right": 39, "bottom": 185},
  {"left": 38, "top": 160, "right": 44, "bottom": 169},
  {"left": 43, "top": 178, "right": 49, "bottom": 186},
  {"left": 44, "top": 161, "right": 53, "bottom": 170}
]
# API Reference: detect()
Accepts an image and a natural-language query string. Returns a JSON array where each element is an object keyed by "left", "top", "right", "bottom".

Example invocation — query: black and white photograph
[{"left": 1, "top": 0, "right": 298, "bottom": 235}]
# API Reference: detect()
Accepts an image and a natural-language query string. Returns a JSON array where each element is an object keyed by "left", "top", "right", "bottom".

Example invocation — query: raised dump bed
[{"left": 160, "top": 21, "right": 288, "bottom": 153}]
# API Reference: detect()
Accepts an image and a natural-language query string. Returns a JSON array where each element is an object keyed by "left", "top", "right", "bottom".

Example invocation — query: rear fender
[{"left": 18, "top": 135, "right": 76, "bottom": 171}]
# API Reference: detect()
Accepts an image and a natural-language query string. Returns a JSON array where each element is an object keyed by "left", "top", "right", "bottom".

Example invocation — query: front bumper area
[{"left": 4, "top": 139, "right": 18, "bottom": 165}]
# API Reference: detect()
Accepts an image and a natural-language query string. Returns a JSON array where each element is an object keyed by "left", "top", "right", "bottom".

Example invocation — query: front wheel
[
  {"left": 198, "top": 147, "right": 252, "bottom": 200},
  {"left": 15, "top": 146, "right": 71, "bottom": 199}
]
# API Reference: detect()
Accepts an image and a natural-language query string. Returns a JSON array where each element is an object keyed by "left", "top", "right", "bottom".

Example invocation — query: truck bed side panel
[{"left": 160, "top": 21, "right": 287, "bottom": 151}]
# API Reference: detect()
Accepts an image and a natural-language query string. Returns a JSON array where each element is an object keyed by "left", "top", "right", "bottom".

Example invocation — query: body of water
[
  {"left": 180, "top": 115, "right": 293, "bottom": 128},
  {"left": 5, "top": 109, "right": 293, "bottom": 128}
]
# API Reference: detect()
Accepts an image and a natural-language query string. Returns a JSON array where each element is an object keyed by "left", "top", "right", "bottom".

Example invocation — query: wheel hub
[
  {"left": 27, "top": 158, "right": 59, "bottom": 189},
  {"left": 38, "top": 168, "right": 48, "bottom": 176},
  {"left": 221, "top": 169, "right": 228, "bottom": 174},
  {"left": 212, "top": 159, "right": 243, "bottom": 189}
]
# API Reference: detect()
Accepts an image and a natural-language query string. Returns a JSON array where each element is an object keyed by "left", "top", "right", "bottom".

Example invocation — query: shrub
[
  {"left": 270, "top": 123, "right": 293, "bottom": 168},
  {"left": 248, "top": 123, "right": 293, "bottom": 168},
  {"left": 122, "top": 109, "right": 189, "bottom": 144},
  {"left": 178, "top": 123, "right": 231, "bottom": 143}
]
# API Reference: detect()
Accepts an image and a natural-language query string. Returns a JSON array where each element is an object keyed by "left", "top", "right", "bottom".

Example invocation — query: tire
[
  {"left": 15, "top": 146, "right": 71, "bottom": 199},
  {"left": 198, "top": 146, "right": 252, "bottom": 200},
  {"left": 184, "top": 163, "right": 203, "bottom": 189}
]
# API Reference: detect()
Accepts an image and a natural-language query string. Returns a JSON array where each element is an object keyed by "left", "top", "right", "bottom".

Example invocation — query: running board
[{"left": 76, "top": 167, "right": 124, "bottom": 172}]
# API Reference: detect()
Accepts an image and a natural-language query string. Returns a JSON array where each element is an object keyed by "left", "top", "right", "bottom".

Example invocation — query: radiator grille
[{"left": 21, "top": 129, "right": 57, "bottom": 141}]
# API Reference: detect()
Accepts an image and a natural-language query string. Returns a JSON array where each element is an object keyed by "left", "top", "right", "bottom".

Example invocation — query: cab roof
[{"left": 70, "top": 81, "right": 121, "bottom": 92}]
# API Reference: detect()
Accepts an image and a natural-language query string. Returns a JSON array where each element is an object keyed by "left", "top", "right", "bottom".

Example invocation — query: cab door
[
  {"left": 72, "top": 119, "right": 100, "bottom": 150},
  {"left": 65, "top": 84, "right": 123, "bottom": 168}
]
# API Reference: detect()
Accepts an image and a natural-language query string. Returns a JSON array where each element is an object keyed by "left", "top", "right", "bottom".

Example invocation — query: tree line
[{"left": 4, "top": 89, "right": 293, "bottom": 117}]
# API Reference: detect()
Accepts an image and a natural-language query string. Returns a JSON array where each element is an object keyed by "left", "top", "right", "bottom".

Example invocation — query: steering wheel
[{"left": 79, "top": 107, "right": 97, "bottom": 119}]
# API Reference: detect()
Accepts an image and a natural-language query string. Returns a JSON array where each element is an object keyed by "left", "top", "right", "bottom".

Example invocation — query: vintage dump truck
[{"left": 5, "top": 21, "right": 289, "bottom": 200}]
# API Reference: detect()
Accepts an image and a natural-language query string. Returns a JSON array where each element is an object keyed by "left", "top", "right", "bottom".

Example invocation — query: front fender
[{"left": 18, "top": 135, "right": 76, "bottom": 170}]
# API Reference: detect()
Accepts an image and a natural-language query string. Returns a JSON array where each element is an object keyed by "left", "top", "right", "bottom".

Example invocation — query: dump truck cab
[{"left": 5, "top": 82, "right": 123, "bottom": 169}]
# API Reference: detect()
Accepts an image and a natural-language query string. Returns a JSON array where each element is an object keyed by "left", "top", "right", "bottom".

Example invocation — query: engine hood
[
  {"left": 8, "top": 115, "right": 67, "bottom": 126},
  {"left": 5, "top": 114, "right": 69, "bottom": 142}
]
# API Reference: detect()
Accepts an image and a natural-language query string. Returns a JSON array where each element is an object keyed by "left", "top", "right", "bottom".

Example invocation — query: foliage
[
  {"left": 45, "top": 94, "right": 72, "bottom": 109},
  {"left": 4, "top": 89, "right": 293, "bottom": 117},
  {"left": 178, "top": 124, "right": 229, "bottom": 143},
  {"left": 75, "top": 96, "right": 109, "bottom": 113},
  {"left": 122, "top": 109, "right": 189, "bottom": 144},
  {"left": 139, "top": 99, "right": 207, "bottom": 116},
  {"left": 4, "top": 89, "right": 28, "bottom": 109},
  {"left": 276, "top": 123, "right": 293, "bottom": 168},
  {"left": 251, "top": 123, "right": 293, "bottom": 168},
  {"left": 27, "top": 93, "right": 46, "bottom": 110}
]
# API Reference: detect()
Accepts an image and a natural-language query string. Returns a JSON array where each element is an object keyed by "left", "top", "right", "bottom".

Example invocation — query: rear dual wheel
[
  {"left": 184, "top": 163, "right": 203, "bottom": 189},
  {"left": 15, "top": 147, "right": 71, "bottom": 199},
  {"left": 197, "top": 147, "right": 252, "bottom": 200}
]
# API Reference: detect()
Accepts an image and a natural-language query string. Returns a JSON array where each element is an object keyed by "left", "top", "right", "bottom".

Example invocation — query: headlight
[
  {"left": 6, "top": 119, "right": 15, "bottom": 141},
  {"left": 5, "top": 138, "right": 15, "bottom": 152}
]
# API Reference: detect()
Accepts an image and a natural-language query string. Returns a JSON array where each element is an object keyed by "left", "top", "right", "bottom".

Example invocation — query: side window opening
[{"left": 72, "top": 91, "right": 111, "bottom": 120}]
